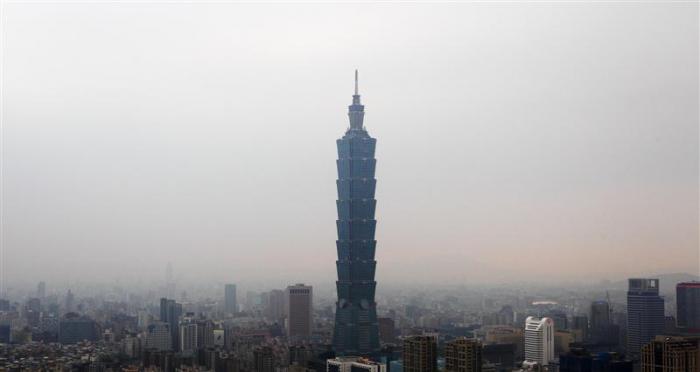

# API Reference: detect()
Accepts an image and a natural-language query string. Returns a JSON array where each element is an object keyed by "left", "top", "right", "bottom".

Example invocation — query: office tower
[
  {"left": 0, "top": 324, "right": 10, "bottom": 343},
  {"left": 482, "top": 343, "right": 515, "bottom": 371},
  {"left": 403, "top": 335, "right": 438, "bottom": 372},
  {"left": 524, "top": 316, "right": 555, "bottom": 366},
  {"left": 571, "top": 315, "right": 589, "bottom": 341},
  {"left": 676, "top": 282, "right": 700, "bottom": 333},
  {"left": 333, "top": 70, "right": 381, "bottom": 357},
  {"left": 58, "top": 313, "right": 98, "bottom": 344},
  {"left": 627, "top": 278, "right": 665, "bottom": 356},
  {"left": 266, "top": 289, "right": 285, "bottom": 323},
  {"left": 286, "top": 284, "right": 313, "bottom": 341},
  {"left": 327, "top": 357, "right": 387, "bottom": 372},
  {"left": 254, "top": 346, "right": 275, "bottom": 372},
  {"left": 378, "top": 317, "right": 396, "bottom": 344},
  {"left": 160, "top": 298, "right": 182, "bottom": 351},
  {"left": 179, "top": 317, "right": 198, "bottom": 355},
  {"left": 224, "top": 283, "right": 237, "bottom": 314},
  {"left": 559, "top": 346, "right": 633, "bottom": 372},
  {"left": 0, "top": 299, "right": 9, "bottom": 311},
  {"left": 640, "top": 335, "right": 699, "bottom": 372},
  {"left": 37, "top": 281, "right": 46, "bottom": 299},
  {"left": 145, "top": 322, "right": 172, "bottom": 351},
  {"left": 445, "top": 338, "right": 483, "bottom": 372}
]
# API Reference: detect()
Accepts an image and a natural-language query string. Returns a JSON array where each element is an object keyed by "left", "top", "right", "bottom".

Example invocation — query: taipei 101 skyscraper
[{"left": 332, "top": 71, "right": 381, "bottom": 356}]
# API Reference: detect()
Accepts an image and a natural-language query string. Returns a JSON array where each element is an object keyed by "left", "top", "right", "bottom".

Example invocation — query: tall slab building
[
  {"left": 333, "top": 71, "right": 380, "bottom": 356},
  {"left": 627, "top": 278, "right": 665, "bottom": 357}
]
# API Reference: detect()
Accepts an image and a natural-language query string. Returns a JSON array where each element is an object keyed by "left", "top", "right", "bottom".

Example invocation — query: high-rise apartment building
[
  {"left": 445, "top": 337, "right": 483, "bottom": 372},
  {"left": 224, "top": 284, "right": 237, "bottom": 314},
  {"left": 676, "top": 282, "right": 700, "bottom": 333},
  {"left": 524, "top": 316, "right": 555, "bottom": 366},
  {"left": 627, "top": 279, "right": 665, "bottom": 356},
  {"left": 640, "top": 335, "right": 699, "bottom": 372},
  {"left": 403, "top": 335, "right": 438, "bottom": 372},
  {"left": 333, "top": 70, "right": 381, "bottom": 357},
  {"left": 286, "top": 284, "right": 312, "bottom": 341}
]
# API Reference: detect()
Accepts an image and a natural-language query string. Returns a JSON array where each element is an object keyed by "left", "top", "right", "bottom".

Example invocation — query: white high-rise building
[{"left": 524, "top": 316, "right": 554, "bottom": 366}]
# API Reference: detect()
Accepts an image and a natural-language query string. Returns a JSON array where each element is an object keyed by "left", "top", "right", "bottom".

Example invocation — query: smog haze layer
[{"left": 2, "top": 2, "right": 698, "bottom": 289}]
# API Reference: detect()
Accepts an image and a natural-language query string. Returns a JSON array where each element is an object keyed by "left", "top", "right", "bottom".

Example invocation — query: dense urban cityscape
[{"left": 0, "top": 73, "right": 698, "bottom": 372}]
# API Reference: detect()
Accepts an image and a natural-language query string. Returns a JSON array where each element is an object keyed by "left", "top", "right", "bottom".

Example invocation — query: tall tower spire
[
  {"left": 348, "top": 70, "right": 365, "bottom": 130},
  {"left": 334, "top": 71, "right": 380, "bottom": 357},
  {"left": 355, "top": 69, "right": 359, "bottom": 95}
]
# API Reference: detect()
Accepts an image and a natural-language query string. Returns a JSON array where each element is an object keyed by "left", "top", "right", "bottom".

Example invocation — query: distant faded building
[
  {"left": 571, "top": 315, "right": 589, "bottom": 342},
  {"left": 286, "top": 284, "right": 312, "bottom": 341},
  {"left": 676, "top": 282, "right": 700, "bottom": 333},
  {"left": 627, "top": 279, "right": 665, "bottom": 356},
  {"left": 327, "top": 357, "right": 387, "bottom": 372},
  {"left": 445, "top": 337, "right": 483, "bottom": 372},
  {"left": 378, "top": 317, "right": 397, "bottom": 344},
  {"left": 224, "top": 284, "right": 237, "bottom": 314},
  {"left": 640, "top": 335, "right": 699, "bottom": 372},
  {"left": 524, "top": 317, "right": 554, "bottom": 366},
  {"left": 145, "top": 321, "right": 171, "bottom": 351},
  {"left": 37, "top": 281, "right": 46, "bottom": 299},
  {"left": 58, "top": 313, "right": 98, "bottom": 344},
  {"left": 403, "top": 335, "right": 438, "bottom": 372},
  {"left": 589, "top": 300, "right": 620, "bottom": 346},
  {"left": 545, "top": 310, "right": 568, "bottom": 331},
  {"left": 266, "top": 289, "right": 285, "bottom": 323}
]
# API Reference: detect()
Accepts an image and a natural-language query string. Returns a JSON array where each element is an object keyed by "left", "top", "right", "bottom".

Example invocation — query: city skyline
[{"left": 2, "top": 3, "right": 698, "bottom": 289}]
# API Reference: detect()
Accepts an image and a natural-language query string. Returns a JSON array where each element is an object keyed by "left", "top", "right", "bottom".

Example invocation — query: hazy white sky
[{"left": 1, "top": 2, "right": 698, "bottom": 290}]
